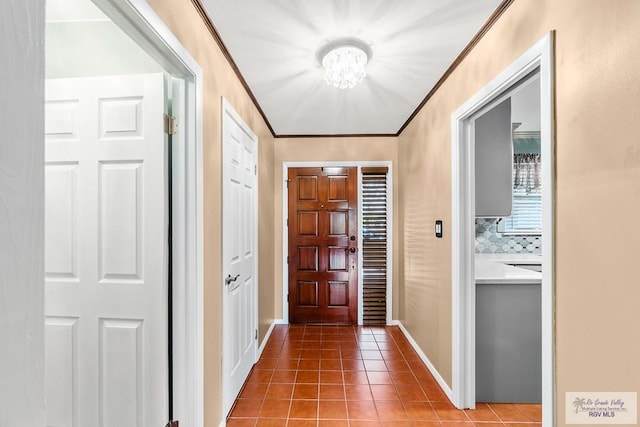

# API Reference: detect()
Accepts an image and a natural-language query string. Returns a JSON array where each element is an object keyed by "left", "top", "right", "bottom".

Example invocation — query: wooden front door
[{"left": 288, "top": 167, "right": 358, "bottom": 323}]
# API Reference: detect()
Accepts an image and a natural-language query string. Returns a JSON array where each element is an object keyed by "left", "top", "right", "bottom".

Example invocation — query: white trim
[
  {"left": 257, "top": 319, "right": 287, "bottom": 358},
  {"left": 92, "top": 0, "right": 198, "bottom": 77},
  {"left": 281, "top": 162, "right": 289, "bottom": 323},
  {"left": 539, "top": 32, "right": 556, "bottom": 427},
  {"left": 385, "top": 167, "right": 394, "bottom": 326},
  {"left": 221, "top": 98, "right": 259, "bottom": 416},
  {"left": 450, "top": 32, "right": 555, "bottom": 427},
  {"left": 281, "top": 161, "right": 393, "bottom": 325},
  {"left": 358, "top": 165, "right": 394, "bottom": 326},
  {"left": 90, "top": 1, "right": 205, "bottom": 425},
  {"left": 0, "top": 0, "right": 45, "bottom": 423},
  {"left": 357, "top": 170, "right": 364, "bottom": 324},
  {"left": 257, "top": 322, "right": 277, "bottom": 357},
  {"left": 392, "top": 321, "right": 453, "bottom": 400}
]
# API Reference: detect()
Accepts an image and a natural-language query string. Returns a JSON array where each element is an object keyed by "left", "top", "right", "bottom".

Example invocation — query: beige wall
[
  {"left": 140, "top": 0, "right": 640, "bottom": 425},
  {"left": 145, "top": 0, "right": 275, "bottom": 425},
  {"left": 274, "top": 137, "right": 399, "bottom": 319},
  {"left": 398, "top": 0, "right": 640, "bottom": 424}
]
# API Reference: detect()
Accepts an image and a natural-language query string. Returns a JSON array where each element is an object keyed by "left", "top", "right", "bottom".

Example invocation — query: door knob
[
  {"left": 349, "top": 247, "right": 357, "bottom": 253},
  {"left": 225, "top": 274, "right": 240, "bottom": 285}
]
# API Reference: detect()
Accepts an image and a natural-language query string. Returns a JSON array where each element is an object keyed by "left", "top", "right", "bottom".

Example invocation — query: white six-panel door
[
  {"left": 44, "top": 74, "right": 168, "bottom": 427},
  {"left": 222, "top": 99, "right": 258, "bottom": 416}
]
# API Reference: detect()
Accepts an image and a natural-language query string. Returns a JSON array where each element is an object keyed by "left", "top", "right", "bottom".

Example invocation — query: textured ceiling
[{"left": 201, "top": 0, "right": 504, "bottom": 136}]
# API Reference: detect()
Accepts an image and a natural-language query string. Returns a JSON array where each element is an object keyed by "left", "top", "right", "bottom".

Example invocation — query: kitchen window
[
  {"left": 500, "top": 146, "right": 542, "bottom": 235},
  {"left": 502, "top": 188, "right": 542, "bottom": 233}
]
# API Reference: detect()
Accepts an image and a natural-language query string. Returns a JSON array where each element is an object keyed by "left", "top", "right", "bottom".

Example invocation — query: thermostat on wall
[{"left": 435, "top": 220, "right": 443, "bottom": 238}]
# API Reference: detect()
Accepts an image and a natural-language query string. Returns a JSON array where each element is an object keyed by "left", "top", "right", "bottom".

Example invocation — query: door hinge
[
  {"left": 286, "top": 256, "right": 289, "bottom": 264},
  {"left": 286, "top": 179, "right": 290, "bottom": 189},
  {"left": 286, "top": 218, "right": 289, "bottom": 227},
  {"left": 287, "top": 294, "right": 289, "bottom": 303},
  {"left": 255, "top": 329, "right": 258, "bottom": 340},
  {"left": 164, "top": 114, "right": 178, "bottom": 135},
  {"left": 255, "top": 164, "right": 257, "bottom": 175},
  {"left": 165, "top": 421, "right": 179, "bottom": 427}
]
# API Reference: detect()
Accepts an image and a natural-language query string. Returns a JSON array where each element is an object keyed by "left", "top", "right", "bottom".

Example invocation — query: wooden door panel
[
  {"left": 297, "top": 211, "right": 319, "bottom": 236},
  {"left": 328, "top": 247, "right": 348, "bottom": 271},
  {"left": 328, "top": 211, "right": 348, "bottom": 236},
  {"left": 298, "top": 246, "right": 319, "bottom": 271},
  {"left": 297, "top": 176, "right": 319, "bottom": 200},
  {"left": 328, "top": 176, "right": 348, "bottom": 201},
  {"left": 328, "top": 282, "right": 348, "bottom": 306},
  {"left": 297, "top": 281, "right": 319, "bottom": 306},
  {"left": 288, "top": 167, "right": 358, "bottom": 323}
]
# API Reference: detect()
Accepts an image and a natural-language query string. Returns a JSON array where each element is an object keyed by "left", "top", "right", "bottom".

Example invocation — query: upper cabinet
[{"left": 475, "top": 98, "right": 513, "bottom": 217}]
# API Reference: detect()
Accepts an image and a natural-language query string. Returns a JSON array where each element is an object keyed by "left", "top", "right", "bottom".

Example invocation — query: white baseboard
[
  {"left": 221, "top": 320, "right": 287, "bottom": 427},
  {"left": 391, "top": 320, "right": 454, "bottom": 401},
  {"left": 221, "top": 320, "right": 286, "bottom": 427},
  {"left": 257, "top": 319, "right": 286, "bottom": 359}
]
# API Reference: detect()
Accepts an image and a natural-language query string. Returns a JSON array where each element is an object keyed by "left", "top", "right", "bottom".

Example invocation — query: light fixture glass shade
[{"left": 321, "top": 45, "right": 368, "bottom": 89}]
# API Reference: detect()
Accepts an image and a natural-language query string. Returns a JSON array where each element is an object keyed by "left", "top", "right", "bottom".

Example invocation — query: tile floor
[{"left": 227, "top": 325, "right": 542, "bottom": 427}]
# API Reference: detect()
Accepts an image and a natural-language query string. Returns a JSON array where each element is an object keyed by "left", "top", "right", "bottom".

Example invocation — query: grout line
[
  {"left": 485, "top": 402, "right": 504, "bottom": 423},
  {"left": 234, "top": 325, "right": 541, "bottom": 427}
]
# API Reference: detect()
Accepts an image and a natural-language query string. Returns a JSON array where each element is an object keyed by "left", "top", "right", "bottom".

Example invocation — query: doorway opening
[
  {"left": 43, "top": 0, "right": 203, "bottom": 425},
  {"left": 282, "top": 161, "right": 393, "bottom": 326},
  {"left": 451, "top": 33, "right": 555, "bottom": 426}
]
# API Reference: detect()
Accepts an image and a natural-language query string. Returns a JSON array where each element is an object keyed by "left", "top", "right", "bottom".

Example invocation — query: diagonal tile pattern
[{"left": 227, "top": 325, "right": 542, "bottom": 427}]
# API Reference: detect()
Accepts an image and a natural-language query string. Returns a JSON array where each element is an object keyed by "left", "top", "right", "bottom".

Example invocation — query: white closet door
[
  {"left": 222, "top": 100, "right": 258, "bottom": 416},
  {"left": 44, "top": 73, "right": 168, "bottom": 427}
]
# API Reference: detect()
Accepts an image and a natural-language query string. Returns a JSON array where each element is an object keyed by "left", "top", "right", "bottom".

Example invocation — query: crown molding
[
  {"left": 189, "top": 0, "right": 515, "bottom": 138},
  {"left": 397, "top": 0, "right": 516, "bottom": 135},
  {"left": 190, "top": 0, "right": 276, "bottom": 137}
]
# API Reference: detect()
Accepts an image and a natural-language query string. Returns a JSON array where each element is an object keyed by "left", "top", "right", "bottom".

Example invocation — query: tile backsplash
[{"left": 475, "top": 218, "right": 541, "bottom": 254}]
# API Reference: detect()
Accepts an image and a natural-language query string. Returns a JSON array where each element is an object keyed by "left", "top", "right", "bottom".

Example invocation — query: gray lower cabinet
[{"left": 476, "top": 283, "right": 541, "bottom": 403}]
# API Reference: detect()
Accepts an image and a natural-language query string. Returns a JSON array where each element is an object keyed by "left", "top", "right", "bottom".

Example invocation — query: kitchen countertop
[
  {"left": 475, "top": 253, "right": 542, "bottom": 265},
  {"left": 475, "top": 259, "right": 542, "bottom": 284}
]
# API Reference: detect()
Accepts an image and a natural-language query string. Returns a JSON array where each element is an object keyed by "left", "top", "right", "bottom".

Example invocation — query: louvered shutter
[{"left": 361, "top": 168, "right": 388, "bottom": 325}]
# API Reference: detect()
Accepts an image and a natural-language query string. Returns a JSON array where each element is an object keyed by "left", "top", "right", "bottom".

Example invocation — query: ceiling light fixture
[{"left": 318, "top": 38, "right": 371, "bottom": 89}]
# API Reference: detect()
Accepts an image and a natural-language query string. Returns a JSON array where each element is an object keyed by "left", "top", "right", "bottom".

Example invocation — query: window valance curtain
[{"left": 513, "top": 153, "right": 541, "bottom": 192}]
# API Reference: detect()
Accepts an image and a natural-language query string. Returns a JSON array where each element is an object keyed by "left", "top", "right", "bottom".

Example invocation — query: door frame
[
  {"left": 221, "top": 98, "right": 259, "bottom": 415},
  {"left": 90, "top": 0, "right": 204, "bottom": 425},
  {"left": 450, "top": 32, "right": 555, "bottom": 426},
  {"left": 282, "top": 161, "right": 394, "bottom": 325}
]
